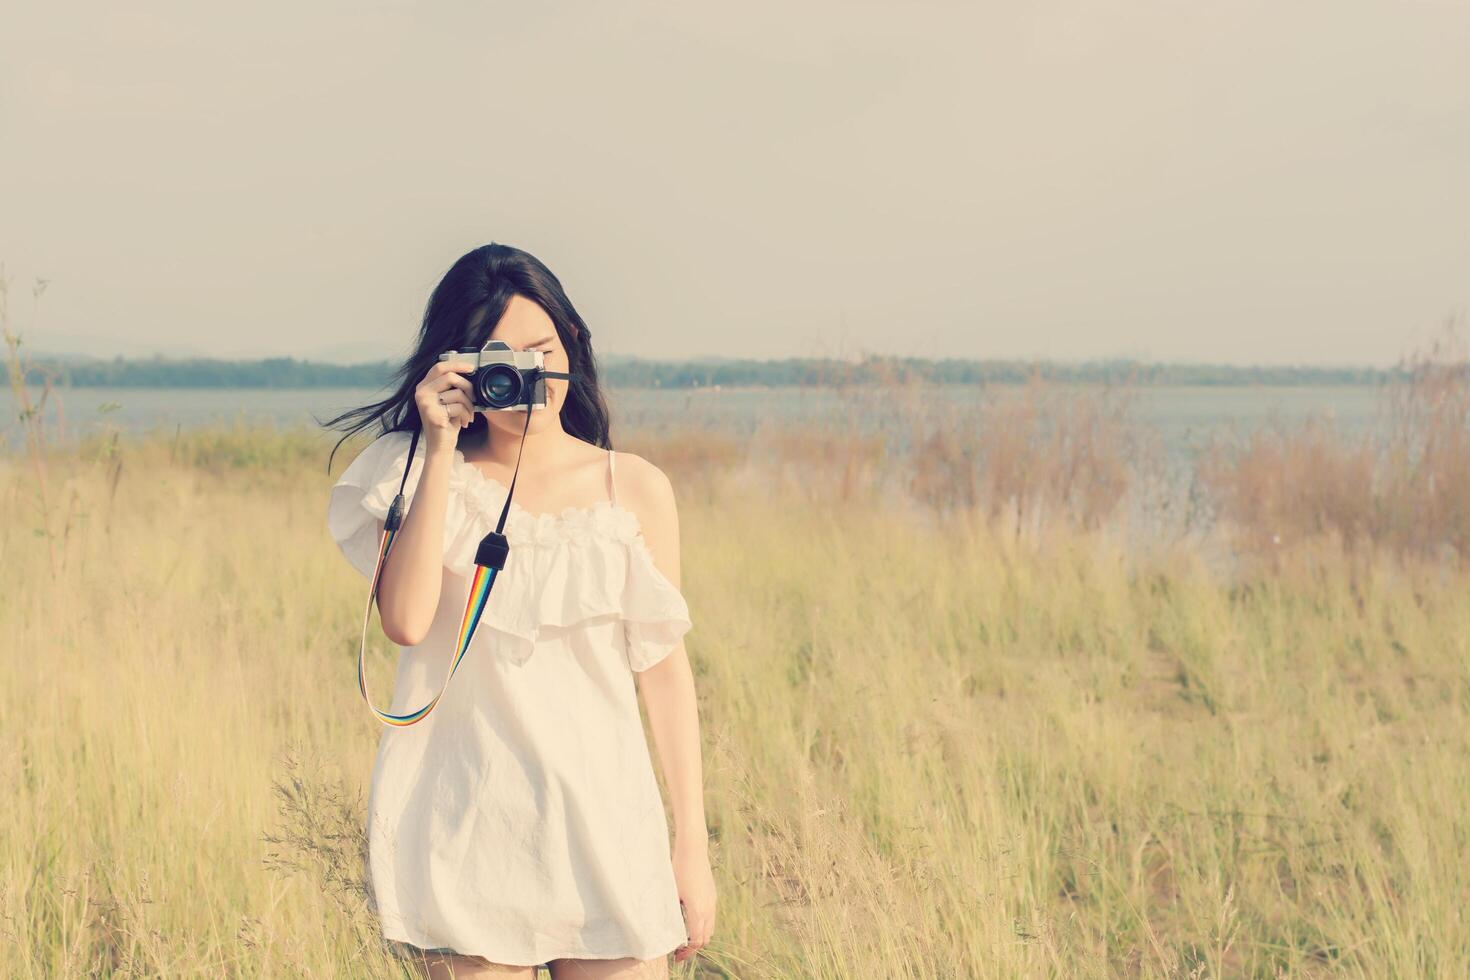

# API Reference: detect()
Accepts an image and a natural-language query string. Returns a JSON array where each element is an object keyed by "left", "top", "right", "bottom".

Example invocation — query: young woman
[{"left": 323, "top": 244, "right": 716, "bottom": 979}]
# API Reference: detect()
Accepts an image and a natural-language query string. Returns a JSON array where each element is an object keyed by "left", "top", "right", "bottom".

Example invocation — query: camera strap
[{"left": 356, "top": 398, "right": 535, "bottom": 727}]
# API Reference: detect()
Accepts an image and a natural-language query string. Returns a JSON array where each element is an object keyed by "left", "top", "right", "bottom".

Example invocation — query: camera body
[{"left": 439, "top": 341, "right": 563, "bottom": 411}]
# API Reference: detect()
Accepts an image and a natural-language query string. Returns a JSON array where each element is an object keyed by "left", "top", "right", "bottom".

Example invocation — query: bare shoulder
[
  {"left": 611, "top": 450, "right": 678, "bottom": 518},
  {"left": 611, "top": 451, "right": 682, "bottom": 583}
]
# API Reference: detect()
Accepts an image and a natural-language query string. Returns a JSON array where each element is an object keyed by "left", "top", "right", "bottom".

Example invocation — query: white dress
[{"left": 325, "top": 430, "right": 693, "bottom": 966}]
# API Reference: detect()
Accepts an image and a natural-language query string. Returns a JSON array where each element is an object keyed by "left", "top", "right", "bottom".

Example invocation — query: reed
[
  {"left": 1198, "top": 321, "right": 1470, "bottom": 569},
  {"left": 1, "top": 267, "right": 65, "bottom": 576}
]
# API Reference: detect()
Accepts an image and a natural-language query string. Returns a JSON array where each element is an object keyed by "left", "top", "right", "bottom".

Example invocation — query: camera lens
[{"left": 477, "top": 364, "right": 524, "bottom": 409}]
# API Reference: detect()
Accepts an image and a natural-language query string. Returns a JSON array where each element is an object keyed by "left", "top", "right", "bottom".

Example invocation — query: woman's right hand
[{"left": 415, "top": 359, "right": 477, "bottom": 457}]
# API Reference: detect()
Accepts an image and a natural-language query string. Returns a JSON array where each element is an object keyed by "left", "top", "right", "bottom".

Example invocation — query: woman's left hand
[{"left": 670, "top": 836, "right": 716, "bottom": 964}]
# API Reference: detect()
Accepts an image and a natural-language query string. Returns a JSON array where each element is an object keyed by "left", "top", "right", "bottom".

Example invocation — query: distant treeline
[{"left": 18, "top": 354, "right": 1400, "bottom": 389}]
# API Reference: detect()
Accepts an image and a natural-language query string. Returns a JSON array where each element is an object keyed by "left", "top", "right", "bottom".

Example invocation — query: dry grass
[
  {"left": 906, "top": 376, "right": 1153, "bottom": 531},
  {"left": 1199, "top": 325, "right": 1470, "bottom": 568},
  {"left": 4, "top": 396, "right": 1470, "bottom": 976},
  {"left": 5, "top": 313, "right": 1470, "bottom": 976}
]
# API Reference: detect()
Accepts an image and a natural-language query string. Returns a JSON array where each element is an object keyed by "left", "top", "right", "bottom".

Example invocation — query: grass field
[{"left": 2, "top": 400, "right": 1469, "bottom": 977}]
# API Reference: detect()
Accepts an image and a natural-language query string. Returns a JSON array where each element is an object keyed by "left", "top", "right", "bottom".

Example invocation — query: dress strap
[{"left": 607, "top": 448, "right": 618, "bottom": 507}]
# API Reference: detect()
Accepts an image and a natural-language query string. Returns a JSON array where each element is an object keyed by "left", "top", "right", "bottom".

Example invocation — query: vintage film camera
[{"left": 438, "top": 340, "right": 571, "bottom": 411}]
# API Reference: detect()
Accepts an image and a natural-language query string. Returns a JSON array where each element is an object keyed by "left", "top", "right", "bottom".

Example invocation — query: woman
[{"left": 323, "top": 244, "right": 716, "bottom": 978}]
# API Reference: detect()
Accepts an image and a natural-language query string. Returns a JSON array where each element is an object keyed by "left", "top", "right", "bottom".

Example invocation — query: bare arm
[
  {"left": 375, "top": 358, "right": 476, "bottom": 647},
  {"left": 625, "top": 458, "right": 715, "bottom": 960},
  {"left": 627, "top": 460, "right": 707, "bottom": 844},
  {"left": 639, "top": 643, "right": 707, "bottom": 846},
  {"left": 376, "top": 445, "right": 454, "bottom": 646}
]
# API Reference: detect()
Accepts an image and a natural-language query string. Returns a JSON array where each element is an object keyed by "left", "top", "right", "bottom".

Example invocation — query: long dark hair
[{"left": 320, "top": 243, "right": 612, "bottom": 473}]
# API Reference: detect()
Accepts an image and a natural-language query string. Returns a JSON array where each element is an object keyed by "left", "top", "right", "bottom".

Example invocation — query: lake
[{"left": 4, "top": 383, "right": 1389, "bottom": 461}]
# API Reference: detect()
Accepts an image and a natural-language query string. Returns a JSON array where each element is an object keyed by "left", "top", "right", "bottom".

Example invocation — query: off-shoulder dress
[{"left": 325, "top": 430, "right": 692, "bottom": 967}]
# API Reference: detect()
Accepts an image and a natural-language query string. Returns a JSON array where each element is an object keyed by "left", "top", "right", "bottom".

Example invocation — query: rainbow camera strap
[{"left": 355, "top": 398, "right": 531, "bottom": 727}]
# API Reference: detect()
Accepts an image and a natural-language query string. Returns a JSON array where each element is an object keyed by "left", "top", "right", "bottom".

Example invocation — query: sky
[{"left": 2, "top": 1, "right": 1468, "bottom": 367}]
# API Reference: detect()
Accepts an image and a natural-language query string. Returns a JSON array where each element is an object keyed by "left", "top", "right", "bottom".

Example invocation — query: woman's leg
[
  {"left": 546, "top": 955, "right": 669, "bottom": 980},
  {"left": 405, "top": 947, "right": 540, "bottom": 980}
]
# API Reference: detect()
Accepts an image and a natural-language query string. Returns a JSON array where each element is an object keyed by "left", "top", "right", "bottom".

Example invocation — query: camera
[{"left": 438, "top": 341, "right": 570, "bottom": 411}]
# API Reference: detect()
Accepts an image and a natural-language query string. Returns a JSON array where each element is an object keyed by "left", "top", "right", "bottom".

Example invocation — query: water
[{"left": 4, "top": 382, "right": 1390, "bottom": 459}]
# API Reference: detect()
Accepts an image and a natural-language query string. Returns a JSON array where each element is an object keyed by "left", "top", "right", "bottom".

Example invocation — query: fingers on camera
[{"left": 437, "top": 360, "right": 475, "bottom": 378}]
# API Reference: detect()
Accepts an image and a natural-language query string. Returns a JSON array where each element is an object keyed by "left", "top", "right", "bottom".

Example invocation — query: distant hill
[{"left": 10, "top": 353, "right": 1400, "bottom": 389}]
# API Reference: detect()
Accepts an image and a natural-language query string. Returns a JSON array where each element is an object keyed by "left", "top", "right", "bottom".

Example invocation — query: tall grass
[
  {"left": 904, "top": 375, "right": 1153, "bottom": 532},
  {"left": 5, "top": 371, "right": 1470, "bottom": 976},
  {"left": 1199, "top": 325, "right": 1470, "bottom": 567},
  {"left": 1, "top": 267, "right": 67, "bottom": 576}
]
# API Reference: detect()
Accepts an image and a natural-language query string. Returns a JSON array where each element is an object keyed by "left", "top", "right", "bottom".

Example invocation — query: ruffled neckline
[
  {"left": 449, "top": 449, "right": 646, "bottom": 549},
  {"left": 329, "top": 430, "right": 692, "bottom": 669}
]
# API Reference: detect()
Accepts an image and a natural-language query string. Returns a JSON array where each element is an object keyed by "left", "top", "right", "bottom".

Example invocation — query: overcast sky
[{"left": 3, "top": 1, "right": 1467, "bottom": 367}]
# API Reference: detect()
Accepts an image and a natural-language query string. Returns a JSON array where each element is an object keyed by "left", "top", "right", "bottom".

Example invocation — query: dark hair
[{"left": 320, "top": 243, "right": 612, "bottom": 472}]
